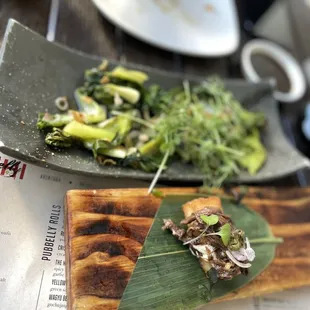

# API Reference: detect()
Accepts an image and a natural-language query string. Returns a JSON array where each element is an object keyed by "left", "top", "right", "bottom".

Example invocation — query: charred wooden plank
[
  {"left": 73, "top": 296, "right": 119, "bottom": 310},
  {"left": 271, "top": 223, "right": 310, "bottom": 259},
  {"left": 71, "top": 234, "right": 142, "bottom": 263},
  {"left": 71, "top": 252, "right": 135, "bottom": 299},
  {"left": 65, "top": 187, "right": 310, "bottom": 310},
  {"left": 67, "top": 190, "right": 158, "bottom": 217},
  {"left": 202, "top": 186, "right": 310, "bottom": 201},
  {"left": 215, "top": 257, "right": 310, "bottom": 304},
  {"left": 70, "top": 211, "right": 152, "bottom": 243},
  {"left": 244, "top": 198, "right": 310, "bottom": 224}
]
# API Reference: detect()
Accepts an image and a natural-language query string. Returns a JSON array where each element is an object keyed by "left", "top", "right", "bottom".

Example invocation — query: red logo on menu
[{"left": 0, "top": 157, "right": 27, "bottom": 180}]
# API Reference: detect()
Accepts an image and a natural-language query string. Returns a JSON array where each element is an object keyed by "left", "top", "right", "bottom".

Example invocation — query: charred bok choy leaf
[
  {"left": 37, "top": 92, "right": 106, "bottom": 130},
  {"left": 74, "top": 88, "right": 107, "bottom": 123},
  {"left": 102, "top": 84, "right": 140, "bottom": 104},
  {"left": 37, "top": 112, "right": 73, "bottom": 130},
  {"left": 105, "top": 66, "right": 149, "bottom": 86},
  {"left": 63, "top": 121, "right": 115, "bottom": 141},
  {"left": 45, "top": 128, "right": 73, "bottom": 148}
]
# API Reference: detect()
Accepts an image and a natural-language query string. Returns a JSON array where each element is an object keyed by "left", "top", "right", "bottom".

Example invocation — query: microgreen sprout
[
  {"left": 200, "top": 214, "right": 219, "bottom": 226},
  {"left": 206, "top": 223, "right": 231, "bottom": 246}
]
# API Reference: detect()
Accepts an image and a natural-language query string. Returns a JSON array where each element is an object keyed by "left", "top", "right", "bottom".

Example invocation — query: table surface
[{"left": 1, "top": 0, "right": 310, "bottom": 187}]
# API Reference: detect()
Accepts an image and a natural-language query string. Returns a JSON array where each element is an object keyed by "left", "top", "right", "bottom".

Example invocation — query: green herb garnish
[
  {"left": 200, "top": 214, "right": 219, "bottom": 226},
  {"left": 206, "top": 223, "right": 231, "bottom": 246}
]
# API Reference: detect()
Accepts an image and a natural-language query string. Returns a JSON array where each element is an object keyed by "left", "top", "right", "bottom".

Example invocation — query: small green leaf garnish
[
  {"left": 151, "top": 189, "right": 165, "bottom": 198},
  {"left": 200, "top": 214, "right": 219, "bottom": 226},
  {"left": 219, "top": 223, "right": 231, "bottom": 246},
  {"left": 205, "top": 223, "right": 232, "bottom": 246}
]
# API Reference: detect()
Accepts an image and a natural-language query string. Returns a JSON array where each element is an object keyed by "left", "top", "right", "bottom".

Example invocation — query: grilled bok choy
[{"left": 36, "top": 60, "right": 267, "bottom": 188}]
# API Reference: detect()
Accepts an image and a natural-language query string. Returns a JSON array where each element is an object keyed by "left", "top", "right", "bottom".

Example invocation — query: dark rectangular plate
[{"left": 0, "top": 19, "right": 309, "bottom": 183}]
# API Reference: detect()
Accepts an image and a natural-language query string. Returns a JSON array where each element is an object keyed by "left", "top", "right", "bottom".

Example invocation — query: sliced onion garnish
[
  {"left": 189, "top": 246, "right": 200, "bottom": 258},
  {"left": 231, "top": 248, "right": 248, "bottom": 262},
  {"left": 55, "top": 96, "right": 69, "bottom": 112},
  {"left": 191, "top": 244, "right": 215, "bottom": 261},
  {"left": 226, "top": 250, "right": 252, "bottom": 269},
  {"left": 245, "top": 237, "right": 255, "bottom": 262}
]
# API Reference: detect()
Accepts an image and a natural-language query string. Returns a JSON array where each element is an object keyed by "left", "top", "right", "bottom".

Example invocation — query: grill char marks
[
  {"left": 71, "top": 234, "right": 142, "bottom": 263},
  {"left": 71, "top": 211, "right": 153, "bottom": 243},
  {"left": 66, "top": 190, "right": 159, "bottom": 217},
  {"left": 71, "top": 252, "right": 135, "bottom": 299}
]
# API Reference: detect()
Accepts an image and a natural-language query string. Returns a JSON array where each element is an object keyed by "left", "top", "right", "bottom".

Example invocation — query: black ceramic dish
[{"left": 0, "top": 19, "right": 309, "bottom": 183}]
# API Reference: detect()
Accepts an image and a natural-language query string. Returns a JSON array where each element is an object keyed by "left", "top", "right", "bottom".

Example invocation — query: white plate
[{"left": 92, "top": 0, "right": 240, "bottom": 57}]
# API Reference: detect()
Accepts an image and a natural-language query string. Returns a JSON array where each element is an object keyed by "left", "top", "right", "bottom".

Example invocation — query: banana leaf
[{"left": 118, "top": 194, "right": 278, "bottom": 310}]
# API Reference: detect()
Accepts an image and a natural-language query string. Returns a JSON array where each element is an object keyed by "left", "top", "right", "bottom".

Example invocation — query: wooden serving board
[{"left": 65, "top": 187, "right": 310, "bottom": 310}]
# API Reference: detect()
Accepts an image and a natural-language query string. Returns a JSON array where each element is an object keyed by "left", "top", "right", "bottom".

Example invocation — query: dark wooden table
[{"left": 1, "top": 0, "right": 310, "bottom": 187}]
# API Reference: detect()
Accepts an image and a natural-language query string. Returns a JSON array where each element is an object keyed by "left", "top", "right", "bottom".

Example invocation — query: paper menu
[
  {"left": 0, "top": 152, "right": 308, "bottom": 310},
  {"left": 0, "top": 152, "right": 148, "bottom": 310}
]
